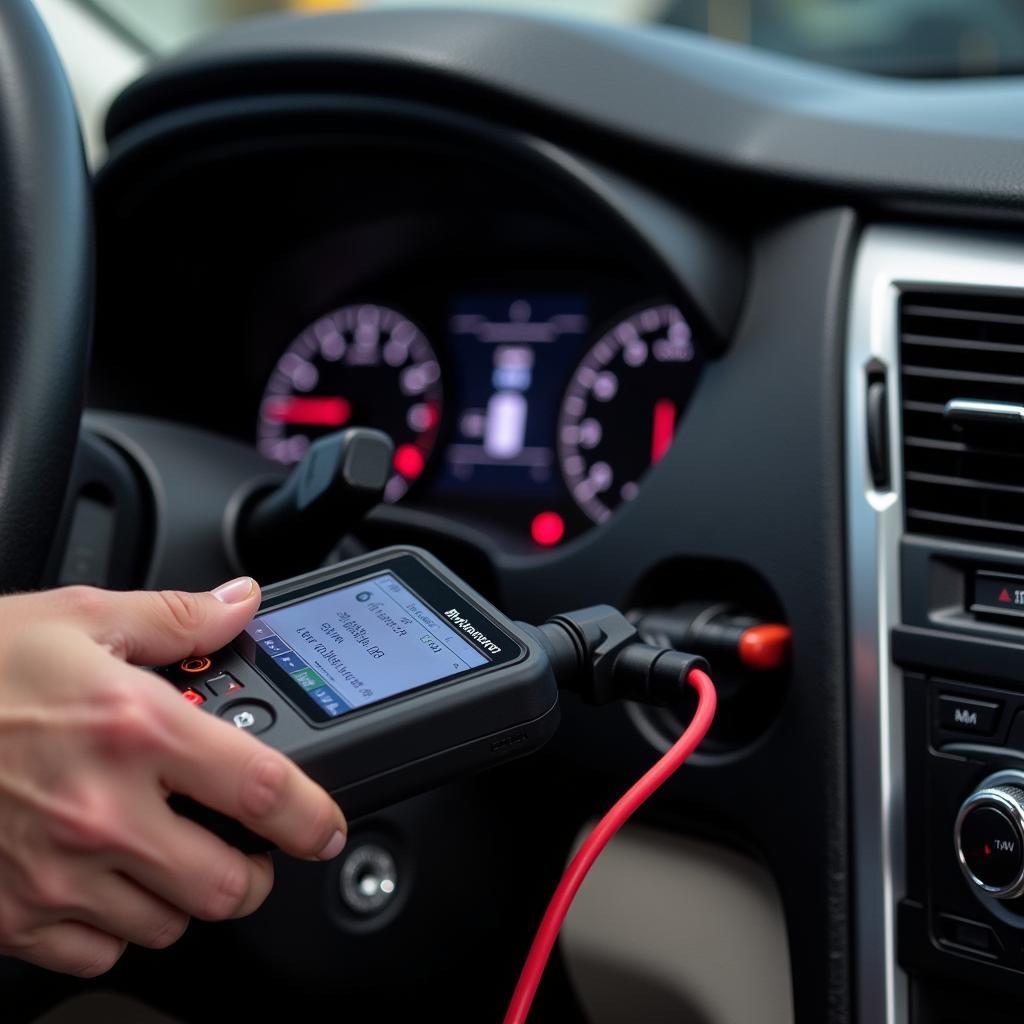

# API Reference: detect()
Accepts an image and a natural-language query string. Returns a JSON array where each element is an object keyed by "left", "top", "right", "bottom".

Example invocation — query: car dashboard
[
  {"left": 91, "top": 126, "right": 717, "bottom": 553},
  {"left": 36, "top": 8, "right": 1024, "bottom": 1024}
]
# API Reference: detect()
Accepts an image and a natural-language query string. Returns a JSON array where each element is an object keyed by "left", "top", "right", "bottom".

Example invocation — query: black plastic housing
[{"left": 162, "top": 546, "right": 559, "bottom": 847}]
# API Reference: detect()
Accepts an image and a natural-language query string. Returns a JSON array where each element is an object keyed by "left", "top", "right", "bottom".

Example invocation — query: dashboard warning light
[
  {"left": 394, "top": 443, "right": 425, "bottom": 479},
  {"left": 531, "top": 511, "right": 565, "bottom": 547}
]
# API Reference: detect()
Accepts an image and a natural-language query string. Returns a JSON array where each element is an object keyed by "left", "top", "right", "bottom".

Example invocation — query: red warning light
[
  {"left": 531, "top": 511, "right": 565, "bottom": 547},
  {"left": 394, "top": 443, "right": 425, "bottom": 480},
  {"left": 985, "top": 843, "right": 993, "bottom": 857},
  {"left": 999, "top": 588, "right": 1012, "bottom": 604},
  {"left": 264, "top": 396, "right": 351, "bottom": 427}
]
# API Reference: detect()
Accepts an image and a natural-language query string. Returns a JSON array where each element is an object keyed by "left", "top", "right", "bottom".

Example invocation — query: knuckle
[
  {"left": 0, "top": 900, "right": 31, "bottom": 947},
  {"left": 50, "top": 794, "right": 122, "bottom": 854},
  {"left": 72, "top": 940, "right": 126, "bottom": 979},
  {"left": 59, "top": 585, "right": 108, "bottom": 621},
  {"left": 142, "top": 912, "right": 189, "bottom": 950},
  {"left": 238, "top": 753, "right": 290, "bottom": 822},
  {"left": 96, "top": 690, "right": 163, "bottom": 757},
  {"left": 156, "top": 590, "right": 205, "bottom": 637},
  {"left": 198, "top": 857, "right": 250, "bottom": 921},
  {"left": 22, "top": 865, "right": 72, "bottom": 913}
]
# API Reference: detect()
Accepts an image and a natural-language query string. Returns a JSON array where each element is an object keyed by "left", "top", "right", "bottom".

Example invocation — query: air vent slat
[
  {"left": 903, "top": 366, "right": 1024, "bottom": 387},
  {"left": 905, "top": 435, "right": 1024, "bottom": 460},
  {"left": 907, "top": 509, "right": 1024, "bottom": 536},
  {"left": 902, "top": 401, "right": 945, "bottom": 413},
  {"left": 902, "top": 304, "right": 1024, "bottom": 328},
  {"left": 903, "top": 334, "right": 1024, "bottom": 355},
  {"left": 905, "top": 471, "right": 1024, "bottom": 497},
  {"left": 900, "top": 290, "right": 1024, "bottom": 548}
]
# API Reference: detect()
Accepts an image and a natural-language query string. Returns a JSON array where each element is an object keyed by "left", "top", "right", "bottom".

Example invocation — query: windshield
[
  {"left": 82, "top": 0, "right": 1024, "bottom": 78},
  {"left": 81, "top": 0, "right": 1024, "bottom": 79}
]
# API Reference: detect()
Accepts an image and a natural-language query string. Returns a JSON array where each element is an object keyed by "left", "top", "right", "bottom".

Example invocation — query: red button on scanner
[
  {"left": 180, "top": 656, "right": 213, "bottom": 674},
  {"left": 181, "top": 688, "right": 206, "bottom": 707}
]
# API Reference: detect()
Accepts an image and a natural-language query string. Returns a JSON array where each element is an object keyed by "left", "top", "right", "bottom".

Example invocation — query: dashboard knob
[{"left": 955, "top": 775, "right": 1024, "bottom": 900}]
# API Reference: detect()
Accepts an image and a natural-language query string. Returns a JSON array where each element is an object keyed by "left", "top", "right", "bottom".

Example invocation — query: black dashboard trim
[
  {"left": 105, "top": 9, "right": 1024, "bottom": 216},
  {"left": 97, "top": 93, "right": 746, "bottom": 347}
]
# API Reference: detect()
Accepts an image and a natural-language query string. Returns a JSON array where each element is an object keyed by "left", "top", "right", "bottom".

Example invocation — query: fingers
[
  {"left": 156, "top": 696, "right": 347, "bottom": 860},
  {"left": 75, "top": 873, "right": 189, "bottom": 951},
  {"left": 116, "top": 807, "right": 275, "bottom": 922},
  {"left": 12, "top": 921, "right": 127, "bottom": 978},
  {"left": 48, "top": 578, "right": 262, "bottom": 665}
]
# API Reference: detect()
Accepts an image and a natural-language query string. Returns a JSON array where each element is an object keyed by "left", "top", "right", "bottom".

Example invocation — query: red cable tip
[
  {"left": 503, "top": 667, "right": 717, "bottom": 1024},
  {"left": 737, "top": 623, "right": 791, "bottom": 671}
]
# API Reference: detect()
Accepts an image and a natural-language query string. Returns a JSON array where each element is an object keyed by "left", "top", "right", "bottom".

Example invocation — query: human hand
[{"left": 0, "top": 578, "right": 347, "bottom": 976}]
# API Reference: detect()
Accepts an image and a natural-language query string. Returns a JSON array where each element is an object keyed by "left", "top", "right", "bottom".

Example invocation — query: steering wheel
[{"left": 0, "top": 1, "right": 91, "bottom": 590}]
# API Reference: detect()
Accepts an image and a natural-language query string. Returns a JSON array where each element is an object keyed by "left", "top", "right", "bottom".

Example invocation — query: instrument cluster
[{"left": 256, "top": 290, "right": 703, "bottom": 549}]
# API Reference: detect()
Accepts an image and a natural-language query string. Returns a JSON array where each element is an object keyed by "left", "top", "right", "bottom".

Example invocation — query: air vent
[{"left": 900, "top": 290, "right": 1024, "bottom": 547}]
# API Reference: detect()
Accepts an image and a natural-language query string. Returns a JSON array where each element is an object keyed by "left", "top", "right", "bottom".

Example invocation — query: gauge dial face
[
  {"left": 257, "top": 304, "right": 442, "bottom": 502},
  {"left": 558, "top": 303, "right": 701, "bottom": 523}
]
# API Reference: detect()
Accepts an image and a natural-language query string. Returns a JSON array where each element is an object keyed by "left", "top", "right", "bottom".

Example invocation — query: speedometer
[
  {"left": 257, "top": 303, "right": 442, "bottom": 503},
  {"left": 558, "top": 303, "right": 701, "bottom": 523}
]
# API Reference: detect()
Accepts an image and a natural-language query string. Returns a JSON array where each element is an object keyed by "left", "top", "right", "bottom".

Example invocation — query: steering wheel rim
[{"left": 0, "top": 1, "right": 92, "bottom": 591}]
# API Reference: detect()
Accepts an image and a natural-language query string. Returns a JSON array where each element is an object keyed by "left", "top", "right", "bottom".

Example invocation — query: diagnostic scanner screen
[{"left": 245, "top": 573, "right": 490, "bottom": 718}]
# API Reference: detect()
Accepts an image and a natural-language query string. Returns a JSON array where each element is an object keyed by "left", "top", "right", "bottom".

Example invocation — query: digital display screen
[
  {"left": 438, "top": 294, "right": 589, "bottom": 497},
  {"left": 244, "top": 573, "right": 490, "bottom": 719}
]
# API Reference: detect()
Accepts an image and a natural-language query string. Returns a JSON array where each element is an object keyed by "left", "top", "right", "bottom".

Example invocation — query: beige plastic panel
[
  {"left": 562, "top": 823, "right": 794, "bottom": 1024},
  {"left": 32, "top": 992, "right": 182, "bottom": 1024}
]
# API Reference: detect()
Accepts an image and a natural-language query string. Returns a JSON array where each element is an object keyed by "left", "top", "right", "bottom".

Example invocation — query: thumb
[{"left": 68, "top": 577, "right": 262, "bottom": 666}]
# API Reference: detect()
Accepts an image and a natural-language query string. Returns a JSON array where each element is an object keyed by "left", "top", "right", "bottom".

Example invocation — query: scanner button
[
  {"left": 206, "top": 673, "right": 243, "bottom": 697},
  {"left": 218, "top": 701, "right": 274, "bottom": 735},
  {"left": 180, "top": 656, "right": 213, "bottom": 674}
]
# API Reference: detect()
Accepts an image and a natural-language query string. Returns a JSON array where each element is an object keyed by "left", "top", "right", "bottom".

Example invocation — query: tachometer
[
  {"left": 558, "top": 303, "right": 701, "bottom": 523},
  {"left": 257, "top": 304, "right": 442, "bottom": 502}
]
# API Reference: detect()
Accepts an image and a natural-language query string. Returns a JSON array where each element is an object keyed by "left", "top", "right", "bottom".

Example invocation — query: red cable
[{"left": 502, "top": 667, "right": 718, "bottom": 1024}]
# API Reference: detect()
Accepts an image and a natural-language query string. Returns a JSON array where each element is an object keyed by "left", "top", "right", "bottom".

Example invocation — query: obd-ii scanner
[
  {"left": 158, "top": 544, "right": 719, "bottom": 1023},
  {"left": 161, "top": 546, "right": 560, "bottom": 833}
]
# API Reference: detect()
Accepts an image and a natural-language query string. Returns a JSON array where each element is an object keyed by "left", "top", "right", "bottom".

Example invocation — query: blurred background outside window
[{"left": 82, "top": 0, "right": 1024, "bottom": 79}]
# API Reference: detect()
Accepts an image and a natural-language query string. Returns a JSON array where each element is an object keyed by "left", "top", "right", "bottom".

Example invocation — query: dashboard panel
[
  {"left": 79, "top": 29, "right": 873, "bottom": 1020},
  {"left": 91, "top": 105, "right": 727, "bottom": 553},
  {"left": 35, "top": 8, "right": 1024, "bottom": 1024}
]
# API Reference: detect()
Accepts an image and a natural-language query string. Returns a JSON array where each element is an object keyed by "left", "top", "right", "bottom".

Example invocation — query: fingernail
[
  {"left": 211, "top": 577, "right": 255, "bottom": 604},
  {"left": 317, "top": 830, "right": 347, "bottom": 861}
]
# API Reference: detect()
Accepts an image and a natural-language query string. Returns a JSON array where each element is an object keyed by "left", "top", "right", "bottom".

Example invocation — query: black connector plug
[{"left": 523, "top": 605, "right": 708, "bottom": 708}]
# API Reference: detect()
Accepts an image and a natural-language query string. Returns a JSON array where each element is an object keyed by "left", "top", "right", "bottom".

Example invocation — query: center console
[{"left": 848, "top": 226, "right": 1024, "bottom": 1023}]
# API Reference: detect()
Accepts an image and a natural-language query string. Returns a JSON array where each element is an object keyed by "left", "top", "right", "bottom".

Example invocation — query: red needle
[
  {"left": 264, "top": 396, "right": 352, "bottom": 427},
  {"left": 651, "top": 398, "right": 676, "bottom": 465}
]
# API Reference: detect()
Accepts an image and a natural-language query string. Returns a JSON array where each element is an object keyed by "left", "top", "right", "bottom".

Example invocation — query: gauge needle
[
  {"left": 264, "top": 396, "right": 352, "bottom": 427},
  {"left": 651, "top": 398, "right": 676, "bottom": 465}
]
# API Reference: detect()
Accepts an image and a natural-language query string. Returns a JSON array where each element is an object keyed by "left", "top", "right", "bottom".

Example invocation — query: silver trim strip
[{"left": 847, "top": 227, "right": 1024, "bottom": 1024}]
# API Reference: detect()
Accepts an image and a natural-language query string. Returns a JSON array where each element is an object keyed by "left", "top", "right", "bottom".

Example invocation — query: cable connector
[{"left": 524, "top": 604, "right": 709, "bottom": 707}]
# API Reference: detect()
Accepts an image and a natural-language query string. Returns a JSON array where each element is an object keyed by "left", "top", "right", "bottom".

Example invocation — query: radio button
[
  {"left": 956, "top": 779, "right": 1024, "bottom": 899},
  {"left": 937, "top": 913, "right": 1002, "bottom": 955},
  {"left": 938, "top": 695, "right": 1001, "bottom": 737}
]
